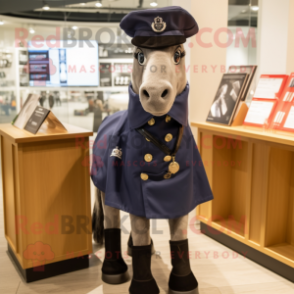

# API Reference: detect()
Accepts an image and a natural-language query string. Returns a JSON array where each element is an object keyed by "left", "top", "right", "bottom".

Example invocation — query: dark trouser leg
[
  {"left": 168, "top": 215, "right": 199, "bottom": 294},
  {"left": 100, "top": 192, "right": 129, "bottom": 284},
  {"left": 129, "top": 214, "right": 159, "bottom": 294}
]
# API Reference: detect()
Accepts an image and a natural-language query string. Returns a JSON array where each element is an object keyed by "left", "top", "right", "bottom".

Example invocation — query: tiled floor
[{"left": 0, "top": 161, "right": 294, "bottom": 293}]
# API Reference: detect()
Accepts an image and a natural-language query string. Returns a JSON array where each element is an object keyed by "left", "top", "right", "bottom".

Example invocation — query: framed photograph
[
  {"left": 24, "top": 106, "right": 51, "bottom": 134},
  {"left": 228, "top": 65, "right": 257, "bottom": 101},
  {"left": 206, "top": 73, "right": 248, "bottom": 125},
  {"left": 13, "top": 94, "right": 40, "bottom": 130}
]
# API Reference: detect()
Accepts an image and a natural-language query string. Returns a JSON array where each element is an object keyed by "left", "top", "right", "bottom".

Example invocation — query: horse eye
[
  {"left": 173, "top": 50, "right": 181, "bottom": 65},
  {"left": 137, "top": 51, "right": 145, "bottom": 66}
]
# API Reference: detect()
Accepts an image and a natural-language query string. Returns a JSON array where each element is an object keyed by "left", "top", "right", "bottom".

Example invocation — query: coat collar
[{"left": 128, "top": 83, "right": 189, "bottom": 129}]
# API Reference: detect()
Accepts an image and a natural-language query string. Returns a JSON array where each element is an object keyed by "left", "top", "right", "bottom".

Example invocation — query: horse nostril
[
  {"left": 143, "top": 89, "right": 150, "bottom": 98},
  {"left": 161, "top": 89, "right": 168, "bottom": 98}
]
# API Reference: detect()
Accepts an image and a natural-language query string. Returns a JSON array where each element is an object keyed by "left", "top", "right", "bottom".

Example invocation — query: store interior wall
[
  {"left": 1, "top": 1, "right": 260, "bottom": 133},
  {"left": 0, "top": 19, "right": 125, "bottom": 47},
  {"left": 189, "top": 0, "right": 228, "bottom": 127},
  {"left": 257, "top": 0, "right": 290, "bottom": 76},
  {"left": 189, "top": 0, "right": 294, "bottom": 135},
  {"left": 4, "top": 0, "right": 294, "bottom": 135},
  {"left": 226, "top": 26, "right": 257, "bottom": 68},
  {"left": 0, "top": 16, "right": 133, "bottom": 130},
  {"left": 287, "top": 0, "right": 294, "bottom": 74},
  {"left": 172, "top": 0, "right": 191, "bottom": 84}
]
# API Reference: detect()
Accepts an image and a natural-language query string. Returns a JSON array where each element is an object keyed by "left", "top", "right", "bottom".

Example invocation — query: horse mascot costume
[{"left": 91, "top": 6, "right": 213, "bottom": 294}]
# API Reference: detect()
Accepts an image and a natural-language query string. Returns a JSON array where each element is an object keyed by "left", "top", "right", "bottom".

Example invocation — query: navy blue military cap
[{"left": 120, "top": 6, "right": 199, "bottom": 49}]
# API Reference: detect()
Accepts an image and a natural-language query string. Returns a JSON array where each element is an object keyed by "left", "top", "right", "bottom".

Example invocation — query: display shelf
[
  {"left": 0, "top": 123, "right": 92, "bottom": 143},
  {"left": 12, "top": 48, "right": 132, "bottom": 112},
  {"left": 191, "top": 122, "right": 294, "bottom": 147},
  {"left": 196, "top": 130, "right": 213, "bottom": 221},
  {"left": 0, "top": 87, "right": 16, "bottom": 91},
  {"left": 196, "top": 133, "right": 249, "bottom": 240},
  {"left": 19, "top": 86, "right": 128, "bottom": 92},
  {"left": 0, "top": 123, "right": 93, "bottom": 281},
  {"left": 193, "top": 121, "right": 294, "bottom": 278},
  {"left": 212, "top": 219, "right": 246, "bottom": 238},
  {"left": 100, "top": 58, "right": 133, "bottom": 63},
  {"left": 211, "top": 135, "right": 248, "bottom": 238},
  {"left": 266, "top": 243, "right": 294, "bottom": 262},
  {"left": 264, "top": 146, "right": 294, "bottom": 261}
]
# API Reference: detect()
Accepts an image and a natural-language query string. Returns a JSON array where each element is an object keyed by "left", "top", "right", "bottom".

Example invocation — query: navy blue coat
[{"left": 91, "top": 83, "right": 213, "bottom": 219}]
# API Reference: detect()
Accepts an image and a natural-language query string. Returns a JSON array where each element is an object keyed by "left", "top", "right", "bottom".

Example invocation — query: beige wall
[
  {"left": 189, "top": 0, "right": 228, "bottom": 127},
  {"left": 257, "top": 0, "right": 290, "bottom": 76},
  {"left": 189, "top": 0, "right": 294, "bottom": 136},
  {"left": 287, "top": 0, "right": 294, "bottom": 74},
  {"left": 172, "top": 0, "right": 191, "bottom": 83}
]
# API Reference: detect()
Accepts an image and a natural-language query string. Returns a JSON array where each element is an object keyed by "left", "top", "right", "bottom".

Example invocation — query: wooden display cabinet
[
  {"left": 192, "top": 122, "right": 294, "bottom": 282},
  {"left": 0, "top": 123, "right": 93, "bottom": 282}
]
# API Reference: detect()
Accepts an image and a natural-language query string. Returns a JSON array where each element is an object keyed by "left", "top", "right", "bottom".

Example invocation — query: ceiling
[
  {"left": 0, "top": 0, "right": 258, "bottom": 25},
  {"left": 0, "top": 0, "right": 172, "bottom": 22},
  {"left": 0, "top": 0, "right": 91, "bottom": 13}
]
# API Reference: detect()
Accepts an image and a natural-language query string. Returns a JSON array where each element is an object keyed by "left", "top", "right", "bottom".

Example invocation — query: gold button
[
  {"left": 148, "top": 118, "right": 155, "bottom": 126},
  {"left": 141, "top": 173, "right": 149, "bottom": 181},
  {"left": 163, "top": 172, "right": 172, "bottom": 179},
  {"left": 165, "top": 133, "right": 173, "bottom": 142},
  {"left": 146, "top": 138, "right": 150, "bottom": 142},
  {"left": 165, "top": 115, "right": 172, "bottom": 123},
  {"left": 164, "top": 155, "right": 172, "bottom": 162},
  {"left": 144, "top": 154, "right": 153, "bottom": 162}
]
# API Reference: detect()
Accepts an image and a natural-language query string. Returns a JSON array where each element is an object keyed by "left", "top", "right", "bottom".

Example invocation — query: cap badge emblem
[
  {"left": 110, "top": 146, "right": 122, "bottom": 159},
  {"left": 152, "top": 16, "right": 166, "bottom": 33}
]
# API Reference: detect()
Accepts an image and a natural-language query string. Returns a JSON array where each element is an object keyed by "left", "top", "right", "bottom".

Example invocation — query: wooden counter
[
  {"left": 192, "top": 121, "right": 294, "bottom": 283},
  {"left": 0, "top": 124, "right": 93, "bottom": 282}
]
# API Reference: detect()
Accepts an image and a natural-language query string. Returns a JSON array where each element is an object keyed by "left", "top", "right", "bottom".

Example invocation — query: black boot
[
  {"left": 129, "top": 244, "right": 160, "bottom": 294},
  {"left": 127, "top": 234, "right": 156, "bottom": 256},
  {"left": 168, "top": 239, "right": 199, "bottom": 294},
  {"left": 102, "top": 228, "right": 129, "bottom": 284}
]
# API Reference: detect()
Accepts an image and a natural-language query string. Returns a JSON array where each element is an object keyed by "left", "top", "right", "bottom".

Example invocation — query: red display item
[
  {"left": 272, "top": 72, "right": 294, "bottom": 132},
  {"left": 243, "top": 74, "right": 289, "bottom": 128}
]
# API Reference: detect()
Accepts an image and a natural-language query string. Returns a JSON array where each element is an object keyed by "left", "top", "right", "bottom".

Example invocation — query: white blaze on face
[{"left": 131, "top": 45, "right": 187, "bottom": 117}]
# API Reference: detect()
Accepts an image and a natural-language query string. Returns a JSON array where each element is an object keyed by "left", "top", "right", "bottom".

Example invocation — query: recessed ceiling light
[
  {"left": 95, "top": 1, "right": 102, "bottom": 7},
  {"left": 150, "top": 1, "right": 158, "bottom": 7},
  {"left": 43, "top": 4, "right": 50, "bottom": 10},
  {"left": 251, "top": 6, "right": 259, "bottom": 11},
  {"left": 0, "top": 20, "right": 4, "bottom": 25},
  {"left": 72, "top": 26, "right": 78, "bottom": 30},
  {"left": 29, "top": 28, "right": 35, "bottom": 34}
]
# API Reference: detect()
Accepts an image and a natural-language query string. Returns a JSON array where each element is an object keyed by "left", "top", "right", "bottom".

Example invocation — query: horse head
[{"left": 131, "top": 45, "right": 187, "bottom": 117}]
